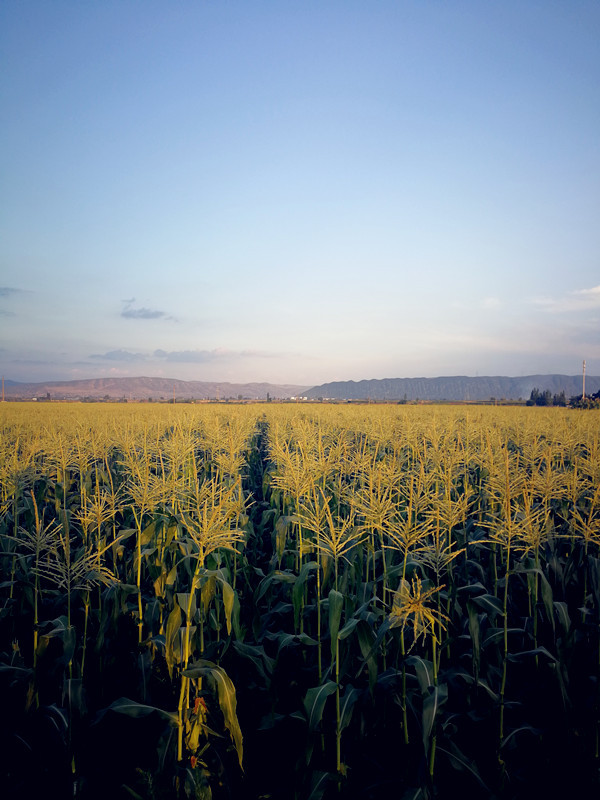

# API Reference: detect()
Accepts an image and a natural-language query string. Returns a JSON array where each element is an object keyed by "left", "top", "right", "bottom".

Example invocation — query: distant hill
[
  {"left": 305, "top": 375, "right": 598, "bottom": 402},
  {"left": 3, "top": 374, "right": 597, "bottom": 403},
  {"left": 3, "top": 377, "right": 310, "bottom": 401}
]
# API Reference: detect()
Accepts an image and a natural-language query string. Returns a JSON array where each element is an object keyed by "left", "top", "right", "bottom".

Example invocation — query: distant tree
[
  {"left": 570, "top": 391, "right": 600, "bottom": 409},
  {"left": 527, "top": 388, "right": 555, "bottom": 406},
  {"left": 553, "top": 391, "right": 566, "bottom": 407}
]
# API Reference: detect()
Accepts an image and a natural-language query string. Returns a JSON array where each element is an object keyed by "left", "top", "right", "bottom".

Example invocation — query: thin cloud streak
[
  {"left": 122, "top": 307, "right": 169, "bottom": 320},
  {"left": 532, "top": 285, "right": 600, "bottom": 313},
  {"left": 154, "top": 349, "right": 220, "bottom": 363},
  {"left": 152, "top": 348, "right": 291, "bottom": 363},
  {"left": 90, "top": 349, "right": 147, "bottom": 362},
  {"left": 121, "top": 299, "right": 175, "bottom": 320},
  {"left": 85, "top": 348, "right": 292, "bottom": 365}
]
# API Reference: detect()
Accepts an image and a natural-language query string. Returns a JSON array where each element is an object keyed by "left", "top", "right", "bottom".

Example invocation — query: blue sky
[{"left": 1, "top": 1, "right": 599, "bottom": 386}]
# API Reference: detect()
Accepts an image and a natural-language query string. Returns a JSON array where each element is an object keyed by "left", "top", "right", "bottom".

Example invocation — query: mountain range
[
  {"left": 1, "top": 377, "right": 309, "bottom": 401},
  {"left": 1, "top": 374, "right": 596, "bottom": 402},
  {"left": 305, "top": 375, "right": 597, "bottom": 402}
]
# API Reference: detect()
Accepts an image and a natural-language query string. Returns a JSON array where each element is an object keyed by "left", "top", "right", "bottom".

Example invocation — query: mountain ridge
[
  {"left": 305, "top": 374, "right": 597, "bottom": 401},
  {"left": 2, "top": 376, "right": 310, "bottom": 400},
  {"left": 2, "top": 374, "right": 597, "bottom": 402}
]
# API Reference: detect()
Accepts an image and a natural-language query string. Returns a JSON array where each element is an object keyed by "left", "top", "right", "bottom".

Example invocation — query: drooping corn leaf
[{"left": 183, "top": 659, "right": 243, "bottom": 769}]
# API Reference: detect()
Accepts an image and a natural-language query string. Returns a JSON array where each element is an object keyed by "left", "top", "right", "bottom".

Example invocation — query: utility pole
[{"left": 583, "top": 360, "right": 586, "bottom": 400}]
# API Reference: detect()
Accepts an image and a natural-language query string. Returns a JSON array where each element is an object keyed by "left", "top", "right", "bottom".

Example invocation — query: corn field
[{"left": 1, "top": 402, "right": 599, "bottom": 799}]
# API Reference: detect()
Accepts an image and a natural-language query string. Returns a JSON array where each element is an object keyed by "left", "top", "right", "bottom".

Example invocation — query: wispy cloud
[
  {"left": 10, "top": 358, "right": 54, "bottom": 366},
  {"left": 240, "top": 349, "right": 287, "bottom": 358},
  {"left": 121, "top": 299, "right": 174, "bottom": 320},
  {"left": 574, "top": 286, "right": 600, "bottom": 301},
  {"left": 85, "top": 348, "right": 288, "bottom": 366},
  {"left": 153, "top": 348, "right": 288, "bottom": 363},
  {"left": 121, "top": 308, "right": 167, "bottom": 319},
  {"left": 122, "top": 306, "right": 168, "bottom": 320},
  {"left": 154, "top": 349, "right": 224, "bottom": 363},
  {"left": 532, "top": 285, "right": 600, "bottom": 313},
  {"left": 90, "top": 349, "right": 147, "bottom": 362}
]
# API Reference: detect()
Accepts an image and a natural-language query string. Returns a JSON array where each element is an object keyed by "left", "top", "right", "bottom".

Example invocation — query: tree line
[{"left": 526, "top": 387, "right": 600, "bottom": 408}]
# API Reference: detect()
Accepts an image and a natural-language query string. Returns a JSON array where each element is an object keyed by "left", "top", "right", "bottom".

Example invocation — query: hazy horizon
[
  {"left": 2, "top": 2, "right": 599, "bottom": 385},
  {"left": 3, "top": 370, "right": 596, "bottom": 391}
]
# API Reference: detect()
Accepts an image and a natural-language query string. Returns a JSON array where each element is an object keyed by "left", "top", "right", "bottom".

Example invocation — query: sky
[{"left": 1, "top": 1, "right": 599, "bottom": 387}]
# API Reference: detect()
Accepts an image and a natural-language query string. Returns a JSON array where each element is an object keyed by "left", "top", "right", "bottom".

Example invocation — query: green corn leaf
[
  {"left": 165, "top": 562, "right": 178, "bottom": 586},
  {"left": 356, "top": 619, "right": 377, "bottom": 693},
  {"left": 466, "top": 600, "right": 480, "bottom": 679},
  {"left": 553, "top": 601, "right": 571, "bottom": 637},
  {"left": 123, "top": 786, "right": 144, "bottom": 799},
  {"left": 307, "top": 770, "right": 332, "bottom": 800},
  {"left": 200, "top": 575, "right": 216, "bottom": 614},
  {"left": 220, "top": 578, "right": 236, "bottom": 637},
  {"left": 456, "top": 581, "right": 488, "bottom": 595},
  {"left": 274, "top": 515, "right": 291, "bottom": 563},
  {"left": 406, "top": 655, "right": 434, "bottom": 694},
  {"left": 165, "top": 604, "right": 182, "bottom": 678},
  {"left": 303, "top": 681, "right": 337, "bottom": 733},
  {"left": 422, "top": 683, "right": 448, "bottom": 753},
  {"left": 38, "top": 615, "right": 70, "bottom": 637},
  {"left": 482, "top": 627, "right": 524, "bottom": 648},
  {"left": 328, "top": 589, "right": 344, "bottom": 663},
  {"left": 339, "top": 684, "right": 360, "bottom": 733},
  {"left": 539, "top": 570, "right": 554, "bottom": 630},
  {"left": 476, "top": 678, "right": 500, "bottom": 702},
  {"left": 38, "top": 616, "right": 77, "bottom": 665},
  {"left": 140, "top": 520, "right": 156, "bottom": 546},
  {"left": 63, "top": 677, "right": 86, "bottom": 716},
  {"left": 232, "top": 641, "right": 274, "bottom": 685},
  {"left": 338, "top": 617, "right": 360, "bottom": 641},
  {"left": 292, "top": 561, "right": 319, "bottom": 629},
  {"left": 507, "top": 646, "right": 557, "bottom": 663},
  {"left": 254, "top": 570, "right": 296, "bottom": 604},
  {"left": 471, "top": 593, "right": 504, "bottom": 617},
  {"left": 176, "top": 592, "right": 197, "bottom": 620},
  {"left": 437, "top": 742, "right": 489, "bottom": 790},
  {"left": 500, "top": 724, "right": 541, "bottom": 750},
  {"left": 517, "top": 567, "right": 554, "bottom": 630},
  {"left": 99, "top": 697, "right": 178, "bottom": 725},
  {"left": 275, "top": 632, "right": 318, "bottom": 657},
  {"left": 259, "top": 507, "right": 277, "bottom": 535}
]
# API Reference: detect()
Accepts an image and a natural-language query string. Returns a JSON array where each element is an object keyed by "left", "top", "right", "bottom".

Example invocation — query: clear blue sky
[{"left": 1, "top": 1, "right": 599, "bottom": 386}]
